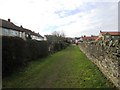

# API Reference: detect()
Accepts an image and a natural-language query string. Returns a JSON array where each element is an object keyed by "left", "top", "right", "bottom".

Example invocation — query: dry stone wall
[{"left": 79, "top": 41, "right": 120, "bottom": 89}]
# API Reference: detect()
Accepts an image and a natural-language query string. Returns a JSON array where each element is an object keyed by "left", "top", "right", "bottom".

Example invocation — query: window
[
  {"left": 20, "top": 32, "right": 22, "bottom": 37},
  {"left": 2, "top": 28, "right": 9, "bottom": 36},
  {"left": 112, "top": 36, "right": 114, "bottom": 38},
  {"left": 105, "top": 35, "right": 109, "bottom": 38}
]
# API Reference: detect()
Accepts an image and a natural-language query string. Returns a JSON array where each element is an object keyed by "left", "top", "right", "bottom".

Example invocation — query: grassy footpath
[{"left": 3, "top": 45, "right": 114, "bottom": 88}]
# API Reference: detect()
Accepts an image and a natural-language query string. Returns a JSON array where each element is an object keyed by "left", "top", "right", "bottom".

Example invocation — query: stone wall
[{"left": 79, "top": 41, "right": 120, "bottom": 89}]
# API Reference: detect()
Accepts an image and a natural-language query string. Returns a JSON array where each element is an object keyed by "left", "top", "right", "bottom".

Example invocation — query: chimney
[
  {"left": 91, "top": 35, "right": 93, "bottom": 37},
  {"left": 8, "top": 18, "right": 10, "bottom": 22},
  {"left": 20, "top": 25, "right": 23, "bottom": 28}
]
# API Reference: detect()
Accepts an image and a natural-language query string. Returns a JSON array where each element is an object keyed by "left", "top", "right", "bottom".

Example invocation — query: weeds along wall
[
  {"left": 2, "top": 36, "right": 48, "bottom": 77},
  {"left": 79, "top": 42, "right": 120, "bottom": 89}
]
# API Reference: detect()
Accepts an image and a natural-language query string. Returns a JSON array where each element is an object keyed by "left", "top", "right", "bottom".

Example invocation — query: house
[
  {"left": 0, "top": 19, "right": 44, "bottom": 41},
  {"left": 20, "top": 26, "right": 44, "bottom": 40},
  {"left": 31, "top": 32, "right": 44, "bottom": 41},
  {"left": 81, "top": 35, "right": 98, "bottom": 42},
  {"left": 0, "top": 19, "right": 25, "bottom": 38},
  {"left": 65, "top": 37, "right": 73, "bottom": 43},
  {"left": 98, "top": 30, "right": 120, "bottom": 41}
]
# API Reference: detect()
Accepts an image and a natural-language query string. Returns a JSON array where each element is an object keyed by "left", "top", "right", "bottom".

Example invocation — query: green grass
[{"left": 3, "top": 45, "right": 114, "bottom": 88}]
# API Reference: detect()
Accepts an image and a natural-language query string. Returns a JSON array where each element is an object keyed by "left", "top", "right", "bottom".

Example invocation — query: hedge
[
  {"left": 2, "top": 36, "right": 69, "bottom": 77},
  {"left": 47, "top": 42, "right": 68, "bottom": 53},
  {"left": 25, "top": 40, "right": 48, "bottom": 61},
  {"left": 2, "top": 36, "right": 48, "bottom": 77}
]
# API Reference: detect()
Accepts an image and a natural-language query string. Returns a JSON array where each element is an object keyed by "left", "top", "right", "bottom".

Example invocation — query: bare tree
[
  {"left": 60, "top": 31, "right": 65, "bottom": 38},
  {"left": 51, "top": 31, "right": 66, "bottom": 42},
  {"left": 52, "top": 31, "right": 60, "bottom": 37},
  {"left": 52, "top": 31, "right": 65, "bottom": 38}
]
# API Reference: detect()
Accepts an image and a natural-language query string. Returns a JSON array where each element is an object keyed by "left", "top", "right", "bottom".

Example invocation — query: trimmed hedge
[
  {"left": 2, "top": 36, "right": 69, "bottom": 77},
  {"left": 26, "top": 40, "right": 48, "bottom": 60},
  {"left": 54, "top": 42, "right": 69, "bottom": 51},
  {"left": 2, "top": 36, "right": 48, "bottom": 77},
  {"left": 48, "top": 41, "right": 69, "bottom": 53},
  {"left": 2, "top": 36, "right": 26, "bottom": 77}
]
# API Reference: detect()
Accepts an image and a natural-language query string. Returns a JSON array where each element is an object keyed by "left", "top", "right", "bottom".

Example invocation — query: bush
[
  {"left": 2, "top": 36, "right": 69, "bottom": 77},
  {"left": 2, "top": 36, "right": 48, "bottom": 77},
  {"left": 51, "top": 41, "right": 69, "bottom": 52},
  {"left": 2, "top": 36, "right": 26, "bottom": 77},
  {"left": 26, "top": 40, "right": 48, "bottom": 60}
]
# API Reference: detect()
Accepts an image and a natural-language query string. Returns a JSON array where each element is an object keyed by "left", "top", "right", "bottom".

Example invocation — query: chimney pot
[
  {"left": 20, "top": 25, "right": 23, "bottom": 28},
  {"left": 8, "top": 18, "right": 10, "bottom": 22}
]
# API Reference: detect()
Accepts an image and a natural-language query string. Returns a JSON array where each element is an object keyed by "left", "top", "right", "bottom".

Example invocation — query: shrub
[
  {"left": 2, "top": 36, "right": 48, "bottom": 77},
  {"left": 2, "top": 36, "right": 26, "bottom": 77},
  {"left": 26, "top": 40, "right": 48, "bottom": 60},
  {"left": 2, "top": 36, "right": 69, "bottom": 77},
  {"left": 51, "top": 41, "right": 69, "bottom": 52}
]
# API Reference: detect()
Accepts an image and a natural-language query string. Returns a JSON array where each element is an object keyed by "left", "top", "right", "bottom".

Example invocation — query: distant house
[
  {"left": 98, "top": 31, "right": 120, "bottom": 41},
  {"left": 65, "top": 37, "right": 73, "bottom": 43},
  {"left": 0, "top": 19, "right": 44, "bottom": 41},
  {"left": 21, "top": 27, "right": 44, "bottom": 40},
  {"left": 81, "top": 35, "right": 98, "bottom": 42},
  {"left": 31, "top": 32, "right": 44, "bottom": 41}
]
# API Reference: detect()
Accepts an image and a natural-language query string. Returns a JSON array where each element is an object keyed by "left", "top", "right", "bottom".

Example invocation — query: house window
[
  {"left": 112, "top": 36, "right": 114, "bottom": 38},
  {"left": 9, "top": 30, "right": 19, "bottom": 37},
  {"left": 105, "top": 35, "right": 109, "bottom": 38},
  {"left": 2, "top": 28, "right": 9, "bottom": 36},
  {"left": 20, "top": 32, "right": 22, "bottom": 37},
  {"left": 12, "top": 30, "right": 16, "bottom": 36}
]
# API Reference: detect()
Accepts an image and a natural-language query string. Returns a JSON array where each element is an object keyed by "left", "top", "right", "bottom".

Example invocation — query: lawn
[{"left": 3, "top": 45, "right": 114, "bottom": 88}]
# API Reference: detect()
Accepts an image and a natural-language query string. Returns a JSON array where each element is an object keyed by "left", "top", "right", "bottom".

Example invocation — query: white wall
[
  {"left": 1, "top": 27, "right": 27, "bottom": 40},
  {"left": 37, "top": 37, "right": 44, "bottom": 41},
  {"left": 2, "top": 28, "right": 10, "bottom": 36},
  {"left": 1, "top": 27, "right": 45, "bottom": 41},
  {"left": 31, "top": 35, "right": 37, "bottom": 40},
  {"left": 1, "top": 28, "right": 19, "bottom": 37},
  {"left": 31, "top": 35, "right": 44, "bottom": 41},
  {"left": 44, "top": 36, "right": 47, "bottom": 41},
  {"left": 10, "top": 29, "right": 19, "bottom": 36}
]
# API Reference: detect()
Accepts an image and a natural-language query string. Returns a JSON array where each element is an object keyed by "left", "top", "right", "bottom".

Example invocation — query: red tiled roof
[
  {"left": 95, "top": 37, "right": 102, "bottom": 41},
  {"left": 81, "top": 36, "right": 98, "bottom": 41},
  {"left": 91, "top": 36, "right": 98, "bottom": 40},
  {"left": 100, "top": 31, "right": 120, "bottom": 35}
]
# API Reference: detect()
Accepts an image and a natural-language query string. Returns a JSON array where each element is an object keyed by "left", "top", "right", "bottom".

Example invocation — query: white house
[
  {"left": 44, "top": 35, "right": 47, "bottom": 41},
  {"left": 0, "top": 19, "right": 44, "bottom": 41},
  {"left": 0, "top": 19, "right": 25, "bottom": 38},
  {"left": 31, "top": 32, "right": 44, "bottom": 41}
]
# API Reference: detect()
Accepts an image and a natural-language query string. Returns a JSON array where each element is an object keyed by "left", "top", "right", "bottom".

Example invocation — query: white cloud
[
  {"left": 53, "top": 1, "right": 118, "bottom": 37},
  {"left": 0, "top": 0, "right": 118, "bottom": 37}
]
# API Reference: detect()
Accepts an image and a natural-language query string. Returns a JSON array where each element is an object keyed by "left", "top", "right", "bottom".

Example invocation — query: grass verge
[{"left": 3, "top": 45, "right": 114, "bottom": 88}]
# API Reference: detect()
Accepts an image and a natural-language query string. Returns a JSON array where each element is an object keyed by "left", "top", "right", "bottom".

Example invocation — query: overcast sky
[{"left": 0, "top": 0, "right": 119, "bottom": 37}]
